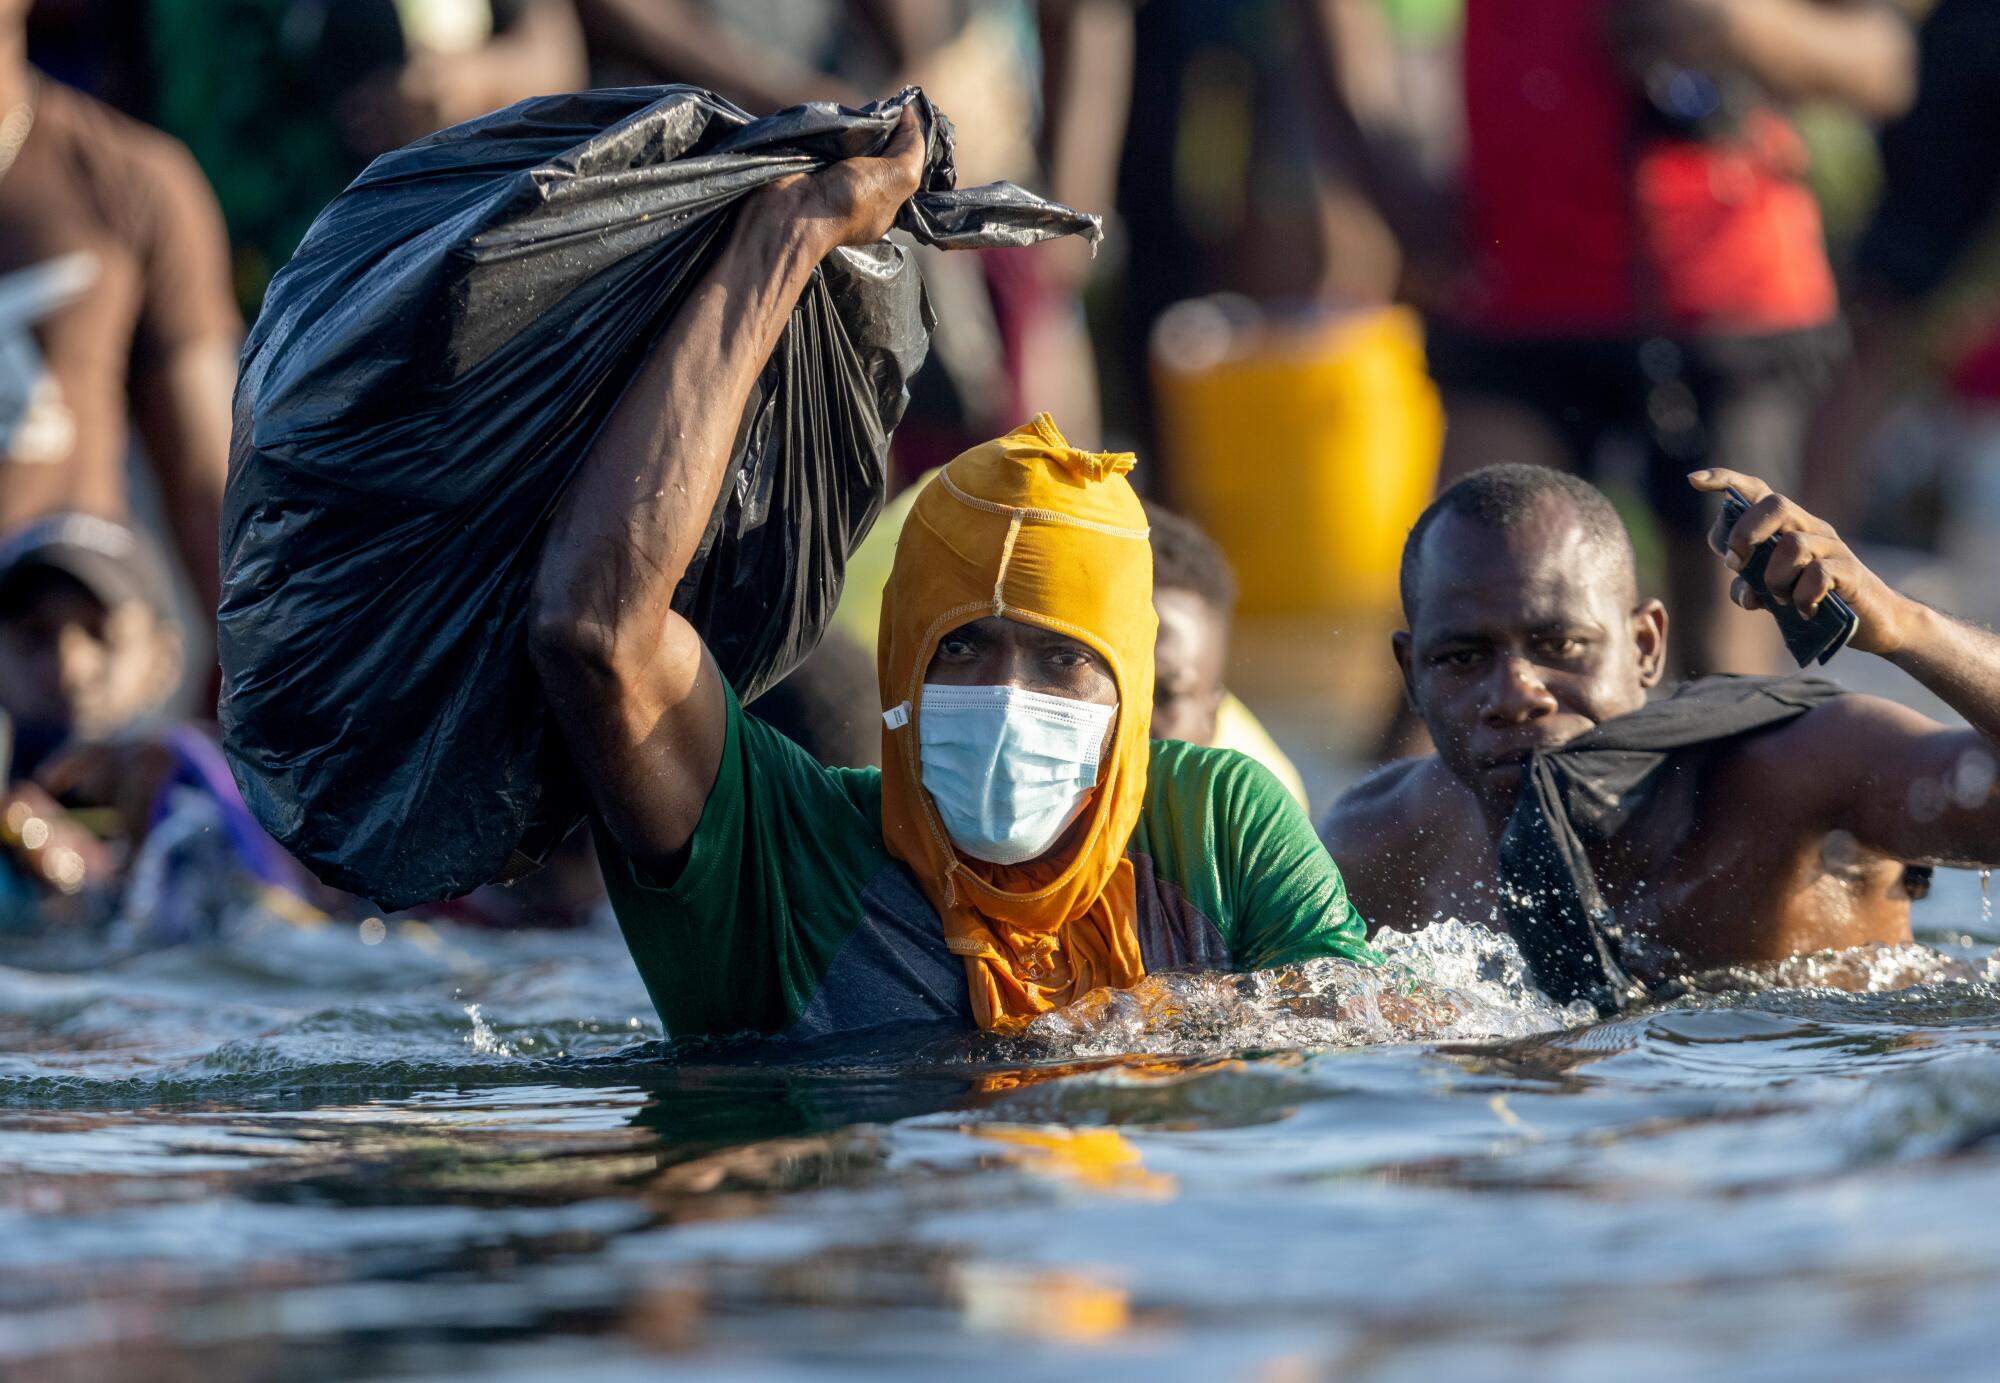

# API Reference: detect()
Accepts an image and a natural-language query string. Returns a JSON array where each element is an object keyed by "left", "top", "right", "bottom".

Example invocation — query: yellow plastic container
[{"left": 1150, "top": 301, "right": 1443, "bottom": 617}]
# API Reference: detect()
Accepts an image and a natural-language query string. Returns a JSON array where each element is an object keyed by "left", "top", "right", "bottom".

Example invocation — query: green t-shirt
[{"left": 598, "top": 686, "right": 1378, "bottom": 1039}]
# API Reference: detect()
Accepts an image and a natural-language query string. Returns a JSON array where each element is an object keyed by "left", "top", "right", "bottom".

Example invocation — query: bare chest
[{"left": 1592, "top": 755, "right": 1914, "bottom": 971}]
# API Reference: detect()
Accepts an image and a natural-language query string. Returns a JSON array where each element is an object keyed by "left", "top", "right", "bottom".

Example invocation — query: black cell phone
[{"left": 1707, "top": 487, "right": 1859, "bottom": 667}]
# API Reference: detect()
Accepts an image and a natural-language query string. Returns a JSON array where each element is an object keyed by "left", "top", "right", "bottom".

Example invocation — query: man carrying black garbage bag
[
  {"left": 529, "top": 110, "right": 1379, "bottom": 1040},
  {"left": 1320, "top": 465, "right": 2000, "bottom": 1013},
  {"left": 219, "top": 86, "right": 1107, "bottom": 912}
]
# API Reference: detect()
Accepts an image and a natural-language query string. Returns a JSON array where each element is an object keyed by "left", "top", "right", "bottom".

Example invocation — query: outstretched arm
[
  {"left": 1692, "top": 467, "right": 2000, "bottom": 866},
  {"left": 529, "top": 110, "right": 924, "bottom": 876}
]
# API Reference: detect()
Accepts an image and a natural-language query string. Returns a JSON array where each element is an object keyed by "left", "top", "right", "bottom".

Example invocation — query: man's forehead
[{"left": 1411, "top": 506, "right": 1625, "bottom": 635}]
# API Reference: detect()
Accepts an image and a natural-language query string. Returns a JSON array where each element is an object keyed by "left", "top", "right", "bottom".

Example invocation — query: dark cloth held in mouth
[{"left": 1497, "top": 674, "right": 1846, "bottom": 1014}]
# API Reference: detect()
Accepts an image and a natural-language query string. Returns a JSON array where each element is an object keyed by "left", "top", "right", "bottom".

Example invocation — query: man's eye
[
  {"left": 1434, "top": 649, "right": 1483, "bottom": 668},
  {"left": 938, "top": 638, "right": 975, "bottom": 658},
  {"left": 1538, "top": 638, "right": 1585, "bottom": 659}
]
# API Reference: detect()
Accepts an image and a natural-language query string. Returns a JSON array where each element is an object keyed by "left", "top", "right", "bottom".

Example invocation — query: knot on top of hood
[{"left": 1029, "top": 412, "right": 1135, "bottom": 484}]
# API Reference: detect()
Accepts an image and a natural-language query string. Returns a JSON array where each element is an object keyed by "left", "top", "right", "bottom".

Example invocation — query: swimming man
[{"left": 1321, "top": 463, "right": 2000, "bottom": 998}]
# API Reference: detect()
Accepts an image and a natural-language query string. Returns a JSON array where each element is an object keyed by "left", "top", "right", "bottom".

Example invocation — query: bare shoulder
[
  {"left": 1727, "top": 691, "right": 1947, "bottom": 788},
  {"left": 1319, "top": 755, "right": 1477, "bottom": 860},
  {"left": 1320, "top": 755, "right": 1487, "bottom": 934},
  {"left": 1720, "top": 689, "right": 1991, "bottom": 850}
]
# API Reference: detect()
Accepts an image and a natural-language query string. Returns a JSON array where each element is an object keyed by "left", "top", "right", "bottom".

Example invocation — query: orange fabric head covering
[{"left": 878, "top": 414, "right": 1157, "bottom": 1032}]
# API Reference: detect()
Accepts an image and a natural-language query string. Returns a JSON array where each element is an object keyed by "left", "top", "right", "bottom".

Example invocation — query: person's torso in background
[
  {"left": 1118, "top": 0, "right": 1353, "bottom": 306},
  {"left": 1459, "top": 0, "right": 1836, "bottom": 338},
  {"left": 0, "top": 78, "right": 234, "bottom": 533},
  {"left": 146, "top": 0, "right": 532, "bottom": 314}
]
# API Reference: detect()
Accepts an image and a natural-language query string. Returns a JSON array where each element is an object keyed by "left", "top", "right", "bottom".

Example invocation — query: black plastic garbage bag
[{"left": 219, "top": 86, "right": 1100, "bottom": 910}]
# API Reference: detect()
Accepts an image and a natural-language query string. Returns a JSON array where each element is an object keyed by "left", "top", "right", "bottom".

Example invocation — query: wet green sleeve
[
  {"left": 1214, "top": 751, "right": 1382, "bottom": 970},
  {"left": 1139, "top": 740, "right": 1381, "bottom": 971},
  {"left": 594, "top": 683, "right": 889, "bottom": 1037}
]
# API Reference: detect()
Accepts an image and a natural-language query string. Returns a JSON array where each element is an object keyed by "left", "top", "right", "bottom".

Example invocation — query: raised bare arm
[
  {"left": 1693, "top": 467, "right": 2000, "bottom": 867},
  {"left": 529, "top": 109, "right": 925, "bottom": 875}
]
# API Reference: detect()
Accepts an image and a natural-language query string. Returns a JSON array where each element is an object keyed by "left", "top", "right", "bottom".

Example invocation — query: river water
[{"left": 5, "top": 866, "right": 1998, "bottom": 1381}]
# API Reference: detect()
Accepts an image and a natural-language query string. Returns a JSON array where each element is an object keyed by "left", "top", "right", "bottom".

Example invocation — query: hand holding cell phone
[{"left": 1689, "top": 468, "right": 1916, "bottom": 665}]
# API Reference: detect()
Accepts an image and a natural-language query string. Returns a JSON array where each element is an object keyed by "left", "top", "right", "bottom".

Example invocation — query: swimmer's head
[
  {"left": 1145, "top": 501, "right": 1234, "bottom": 746},
  {"left": 0, "top": 514, "right": 184, "bottom": 754},
  {"left": 1394, "top": 466, "right": 1667, "bottom": 815}
]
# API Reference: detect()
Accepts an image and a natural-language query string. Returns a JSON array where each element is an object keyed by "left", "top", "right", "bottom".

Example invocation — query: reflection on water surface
[{"left": 5, "top": 870, "right": 2000, "bottom": 1381}]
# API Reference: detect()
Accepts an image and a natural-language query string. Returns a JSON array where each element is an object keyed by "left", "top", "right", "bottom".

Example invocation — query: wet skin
[
  {"left": 530, "top": 109, "right": 928, "bottom": 877},
  {"left": 1319, "top": 489, "right": 2000, "bottom": 974}
]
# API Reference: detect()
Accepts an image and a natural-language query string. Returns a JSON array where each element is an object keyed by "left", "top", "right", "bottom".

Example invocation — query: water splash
[
  {"left": 1673, "top": 942, "right": 1999, "bottom": 998},
  {"left": 1002, "top": 921, "right": 1591, "bottom": 1058},
  {"left": 463, "top": 1002, "right": 515, "bottom": 1057}
]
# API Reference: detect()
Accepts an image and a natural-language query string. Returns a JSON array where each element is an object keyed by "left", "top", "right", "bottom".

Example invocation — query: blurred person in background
[
  {"left": 0, "top": 513, "right": 307, "bottom": 940},
  {"left": 1805, "top": 0, "right": 2000, "bottom": 623},
  {"left": 146, "top": 0, "right": 585, "bottom": 311},
  {"left": 578, "top": 0, "right": 1106, "bottom": 469},
  {"left": 1145, "top": 500, "right": 1310, "bottom": 806},
  {"left": 1424, "top": 0, "right": 1915, "bottom": 680},
  {"left": 750, "top": 632, "right": 883, "bottom": 771},
  {"left": 0, "top": 0, "right": 240, "bottom": 619},
  {"left": 1100, "top": 0, "right": 1413, "bottom": 457}
]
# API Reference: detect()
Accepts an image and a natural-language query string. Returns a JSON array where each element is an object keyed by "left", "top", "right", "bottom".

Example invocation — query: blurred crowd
[{"left": 2, "top": 0, "right": 1996, "bottom": 943}]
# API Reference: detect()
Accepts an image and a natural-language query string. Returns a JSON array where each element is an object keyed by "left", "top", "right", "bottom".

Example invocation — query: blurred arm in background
[
  {"left": 1300, "top": 0, "right": 1458, "bottom": 306},
  {"left": 348, "top": 0, "right": 587, "bottom": 153},
  {"left": 126, "top": 121, "right": 244, "bottom": 625},
  {"left": 1611, "top": 0, "right": 1915, "bottom": 120},
  {"left": 573, "top": 0, "right": 863, "bottom": 109},
  {"left": 1804, "top": 0, "right": 2000, "bottom": 527},
  {"left": 130, "top": 341, "right": 232, "bottom": 622},
  {"left": 1036, "top": 0, "right": 1132, "bottom": 294}
]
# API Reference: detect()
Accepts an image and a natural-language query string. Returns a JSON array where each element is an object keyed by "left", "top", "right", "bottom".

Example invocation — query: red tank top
[{"left": 1459, "top": 0, "right": 1837, "bottom": 337}]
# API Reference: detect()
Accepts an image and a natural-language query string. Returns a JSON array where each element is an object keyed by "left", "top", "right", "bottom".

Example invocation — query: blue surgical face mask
[{"left": 912, "top": 682, "right": 1118, "bottom": 866}]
